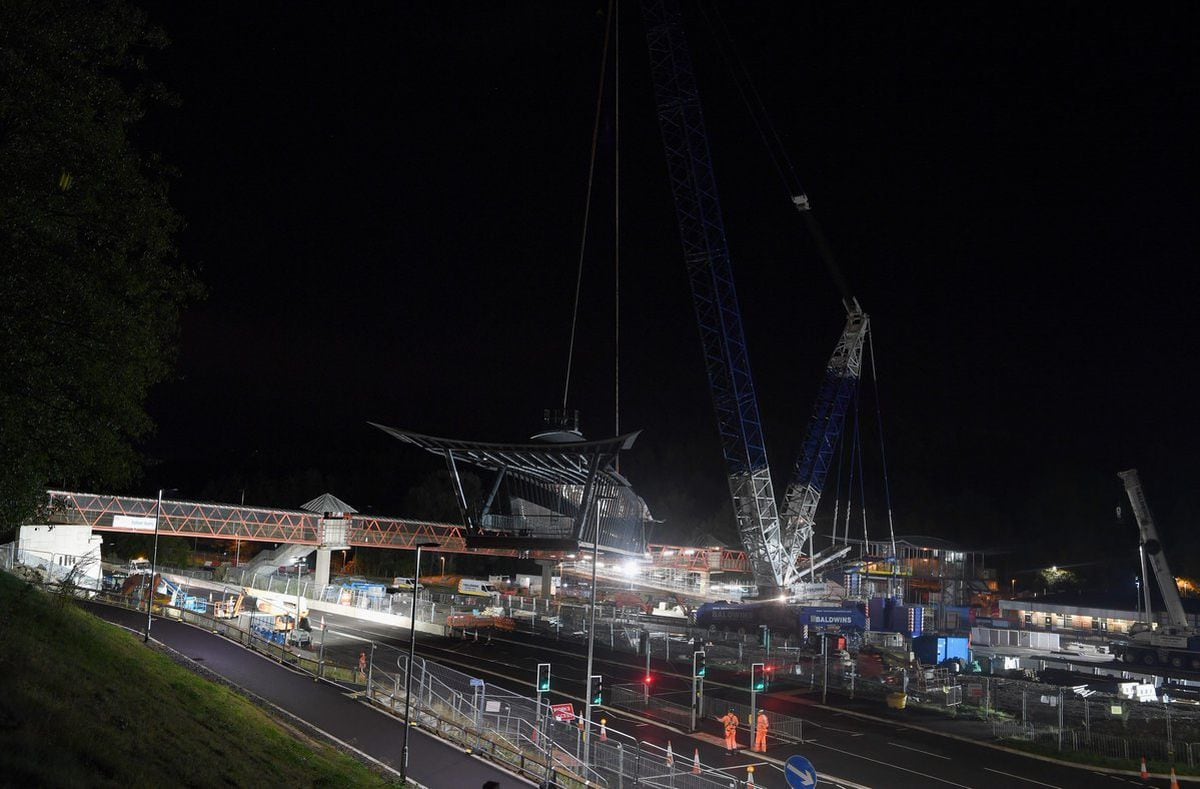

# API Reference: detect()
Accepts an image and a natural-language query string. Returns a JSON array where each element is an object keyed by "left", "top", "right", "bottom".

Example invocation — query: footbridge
[{"left": 45, "top": 490, "right": 752, "bottom": 599}]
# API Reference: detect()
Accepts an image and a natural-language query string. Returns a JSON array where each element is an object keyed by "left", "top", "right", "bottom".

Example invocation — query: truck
[{"left": 1111, "top": 469, "right": 1200, "bottom": 671}]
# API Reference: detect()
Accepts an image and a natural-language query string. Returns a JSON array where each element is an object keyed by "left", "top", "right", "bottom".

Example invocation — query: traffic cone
[
  {"left": 1170, "top": 767, "right": 1180, "bottom": 789},
  {"left": 692, "top": 748, "right": 701, "bottom": 775},
  {"left": 746, "top": 765, "right": 755, "bottom": 788},
  {"left": 600, "top": 718, "right": 608, "bottom": 741},
  {"left": 1140, "top": 756, "right": 1149, "bottom": 780}
]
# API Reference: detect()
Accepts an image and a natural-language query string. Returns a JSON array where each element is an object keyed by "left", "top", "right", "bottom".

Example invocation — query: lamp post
[
  {"left": 401, "top": 541, "right": 438, "bottom": 784},
  {"left": 583, "top": 496, "right": 610, "bottom": 766},
  {"left": 144, "top": 488, "right": 175, "bottom": 643},
  {"left": 440, "top": 555, "right": 445, "bottom": 576},
  {"left": 294, "top": 559, "right": 305, "bottom": 646}
]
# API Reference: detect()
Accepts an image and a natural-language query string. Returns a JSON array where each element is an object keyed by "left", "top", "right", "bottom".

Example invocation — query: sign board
[
  {"left": 800, "top": 608, "right": 867, "bottom": 629},
  {"left": 113, "top": 515, "right": 156, "bottom": 531},
  {"left": 469, "top": 678, "right": 485, "bottom": 688},
  {"left": 967, "top": 683, "right": 983, "bottom": 699},
  {"left": 550, "top": 703, "right": 575, "bottom": 722},
  {"left": 485, "top": 700, "right": 501, "bottom": 713},
  {"left": 785, "top": 754, "right": 818, "bottom": 788}
]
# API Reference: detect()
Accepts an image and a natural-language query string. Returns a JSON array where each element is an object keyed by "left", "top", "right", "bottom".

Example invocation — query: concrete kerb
[
  {"left": 482, "top": 627, "right": 1200, "bottom": 783},
  {"left": 100, "top": 614, "right": 424, "bottom": 787},
  {"left": 808, "top": 698, "right": 1200, "bottom": 783},
  {"left": 99, "top": 601, "right": 539, "bottom": 788},
  {"left": 416, "top": 643, "right": 870, "bottom": 789}
]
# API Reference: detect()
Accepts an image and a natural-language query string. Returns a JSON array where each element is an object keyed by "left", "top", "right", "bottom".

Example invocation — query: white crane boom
[{"left": 1119, "top": 469, "right": 1188, "bottom": 629}]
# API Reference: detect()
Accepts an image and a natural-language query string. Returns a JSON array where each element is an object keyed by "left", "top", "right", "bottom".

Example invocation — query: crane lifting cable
[
  {"left": 561, "top": 0, "right": 617, "bottom": 412},
  {"left": 699, "top": 0, "right": 854, "bottom": 310}
]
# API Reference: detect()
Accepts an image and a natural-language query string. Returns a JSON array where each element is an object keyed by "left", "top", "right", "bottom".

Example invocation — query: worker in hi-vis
[
  {"left": 754, "top": 710, "right": 769, "bottom": 753},
  {"left": 719, "top": 709, "right": 739, "bottom": 753}
]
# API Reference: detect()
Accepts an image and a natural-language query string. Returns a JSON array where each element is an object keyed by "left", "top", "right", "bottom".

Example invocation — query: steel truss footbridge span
[{"left": 43, "top": 490, "right": 750, "bottom": 574}]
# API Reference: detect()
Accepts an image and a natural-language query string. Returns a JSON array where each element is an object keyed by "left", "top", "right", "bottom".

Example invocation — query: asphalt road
[
  {"left": 312, "top": 611, "right": 1179, "bottom": 789},
  {"left": 83, "top": 603, "right": 533, "bottom": 789}
]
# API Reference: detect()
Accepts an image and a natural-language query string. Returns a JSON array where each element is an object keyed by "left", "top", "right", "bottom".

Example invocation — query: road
[
  {"left": 313, "top": 610, "right": 1177, "bottom": 788},
  {"left": 83, "top": 602, "right": 533, "bottom": 789}
]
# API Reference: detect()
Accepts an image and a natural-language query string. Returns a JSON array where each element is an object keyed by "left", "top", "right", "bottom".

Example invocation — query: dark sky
[{"left": 133, "top": 2, "right": 1200, "bottom": 577}]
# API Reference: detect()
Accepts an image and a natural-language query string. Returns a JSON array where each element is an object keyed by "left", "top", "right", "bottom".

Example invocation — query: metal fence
[
  {"left": 992, "top": 720, "right": 1200, "bottom": 767},
  {"left": 52, "top": 582, "right": 768, "bottom": 788}
]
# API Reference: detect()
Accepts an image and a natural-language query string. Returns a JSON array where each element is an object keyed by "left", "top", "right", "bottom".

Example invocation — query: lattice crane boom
[
  {"left": 781, "top": 301, "right": 869, "bottom": 587},
  {"left": 643, "top": 0, "right": 787, "bottom": 592}
]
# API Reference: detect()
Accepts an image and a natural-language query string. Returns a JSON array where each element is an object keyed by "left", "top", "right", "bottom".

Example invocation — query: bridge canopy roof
[
  {"left": 370, "top": 423, "right": 646, "bottom": 551},
  {"left": 368, "top": 423, "right": 639, "bottom": 486}
]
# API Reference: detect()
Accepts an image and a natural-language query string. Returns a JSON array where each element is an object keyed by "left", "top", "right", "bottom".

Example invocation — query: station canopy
[{"left": 370, "top": 423, "right": 649, "bottom": 554}]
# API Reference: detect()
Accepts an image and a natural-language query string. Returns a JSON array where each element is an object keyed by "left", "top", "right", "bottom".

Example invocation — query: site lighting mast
[
  {"left": 401, "top": 541, "right": 438, "bottom": 784},
  {"left": 144, "top": 487, "right": 176, "bottom": 643}
]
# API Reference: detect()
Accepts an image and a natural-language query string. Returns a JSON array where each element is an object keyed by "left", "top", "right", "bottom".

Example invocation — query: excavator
[{"left": 1113, "top": 469, "right": 1200, "bottom": 671}]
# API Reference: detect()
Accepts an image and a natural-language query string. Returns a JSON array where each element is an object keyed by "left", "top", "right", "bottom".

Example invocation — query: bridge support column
[
  {"left": 537, "top": 560, "right": 556, "bottom": 599},
  {"left": 315, "top": 546, "right": 332, "bottom": 588}
]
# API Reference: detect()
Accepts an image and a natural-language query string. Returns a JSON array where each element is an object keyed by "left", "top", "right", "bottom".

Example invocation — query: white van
[{"left": 458, "top": 579, "right": 500, "bottom": 599}]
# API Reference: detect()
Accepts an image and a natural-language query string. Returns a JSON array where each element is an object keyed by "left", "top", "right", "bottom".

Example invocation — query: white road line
[
  {"left": 983, "top": 767, "right": 1062, "bottom": 788},
  {"left": 806, "top": 739, "right": 974, "bottom": 788},
  {"left": 888, "top": 741, "right": 951, "bottom": 760}
]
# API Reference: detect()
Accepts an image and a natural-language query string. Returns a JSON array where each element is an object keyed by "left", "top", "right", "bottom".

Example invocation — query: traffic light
[
  {"left": 589, "top": 674, "right": 604, "bottom": 705},
  {"left": 643, "top": 673, "right": 654, "bottom": 686},
  {"left": 751, "top": 662, "right": 766, "bottom": 692},
  {"left": 693, "top": 650, "right": 706, "bottom": 678},
  {"left": 536, "top": 663, "right": 551, "bottom": 693}
]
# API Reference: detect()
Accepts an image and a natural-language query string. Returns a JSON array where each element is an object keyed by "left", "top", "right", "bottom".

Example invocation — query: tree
[{"left": 0, "top": 0, "right": 199, "bottom": 532}]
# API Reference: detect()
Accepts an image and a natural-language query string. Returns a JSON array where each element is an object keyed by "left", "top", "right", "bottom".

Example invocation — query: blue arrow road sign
[{"left": 785, "top": 755, "right": 818, "bottom": 789}]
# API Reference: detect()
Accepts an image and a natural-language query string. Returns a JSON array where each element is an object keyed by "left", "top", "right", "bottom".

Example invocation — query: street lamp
[
  {"left": 144, "top": 487, "right": 176, "bottom": 643},
  {"left": 401, "top": 541, "right": 438, "bottom": 784},
  {"left": 439, "top": 555, "right": 445, "bottom": 577},
  {"left": 294, "top": 558, "right": 305, "bottom": 646}
]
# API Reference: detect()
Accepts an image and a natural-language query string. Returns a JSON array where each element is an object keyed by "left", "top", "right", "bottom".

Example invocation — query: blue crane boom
[
  {"left": 642, "top": 0, "right": 787, "bottom": 593},
  {"left": 781, "top": 302, "right": 869, "bottom": 585}
]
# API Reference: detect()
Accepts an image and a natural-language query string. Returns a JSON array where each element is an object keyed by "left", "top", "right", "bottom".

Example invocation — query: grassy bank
[{"left": 0, "top": 571, "right": 394, "bottom": 786}]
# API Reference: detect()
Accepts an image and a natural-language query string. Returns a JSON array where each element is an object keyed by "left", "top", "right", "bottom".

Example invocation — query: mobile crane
[{"left": 1114, "top": 469, "right": 1200, "bottom": 671}]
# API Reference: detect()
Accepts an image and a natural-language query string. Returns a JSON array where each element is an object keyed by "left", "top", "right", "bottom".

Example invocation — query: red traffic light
[{"left": 644, "top": 674, "right": 653, "bottom": 684}]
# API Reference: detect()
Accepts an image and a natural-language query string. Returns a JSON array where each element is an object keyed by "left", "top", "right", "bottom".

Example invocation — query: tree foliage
[{"left": 0, "top": 0, "right": 198, "bottom": 530}]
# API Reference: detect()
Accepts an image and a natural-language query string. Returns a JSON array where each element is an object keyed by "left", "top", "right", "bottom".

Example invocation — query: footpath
[{"left": 84, "top": 602, "right": 533, "bottom": 789}]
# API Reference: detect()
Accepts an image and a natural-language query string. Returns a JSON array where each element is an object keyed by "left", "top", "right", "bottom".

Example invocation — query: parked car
[{"left": 278, "top": 564, "right": 310, "bottom": 575}]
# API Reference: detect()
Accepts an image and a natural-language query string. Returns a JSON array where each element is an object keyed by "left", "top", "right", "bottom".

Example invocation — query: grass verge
[{"left": 0, "top": 571, "right": 396, "bottom": 786}]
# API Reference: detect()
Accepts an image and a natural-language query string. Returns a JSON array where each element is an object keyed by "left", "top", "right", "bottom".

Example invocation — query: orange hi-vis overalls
[
  {"left": 722, "top": 712, "right": 739, "bottom": 751},
  {"left": 754, "top": 712, "right": 769, "bottom": 752}
]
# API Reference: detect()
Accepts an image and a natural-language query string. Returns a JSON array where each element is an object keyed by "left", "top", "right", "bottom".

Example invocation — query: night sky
[{"left": 131, "top": 2, "right": 1200, "bottom": 579}]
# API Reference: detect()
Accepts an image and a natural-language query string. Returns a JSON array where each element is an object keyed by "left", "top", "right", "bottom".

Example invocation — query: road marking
[
  {"left": 806, "top": 740, "right": 972, "bottom": 788},
  {"left": 888, "top": 741, "right": 951, "bottom": 760},
  {"left": 983, "top": 767, "right": 1062, "bottom": 788}
]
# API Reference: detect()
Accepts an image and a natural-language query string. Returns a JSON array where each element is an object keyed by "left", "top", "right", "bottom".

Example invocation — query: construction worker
[
  {"left": 754, "top": 710, "right": 769, "bottom": 753},
  {"left": 719, "top": 708, "right": 739, "bottom": 753},
  {"left": 358, "top": 650, "right": 368, "bottom": 681}
]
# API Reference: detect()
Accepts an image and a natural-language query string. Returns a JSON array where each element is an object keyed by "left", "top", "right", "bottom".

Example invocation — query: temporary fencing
[{"left": 77, "top": 587, "right": 761, "bottom": 787}]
